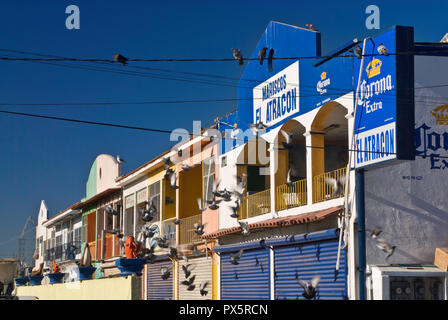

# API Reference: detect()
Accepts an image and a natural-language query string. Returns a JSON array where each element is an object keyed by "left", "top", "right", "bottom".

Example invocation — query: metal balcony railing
[
  {"left": 179, "top": 214, "right": 203, "bottom": 245},
  {"left": 313, "top": 167, "right": 347, "bottom": 203},
  {"left": 275, "top": 178, "right": 307, "bottom": 211},
  {"left": 239, "top": 189, "right": 271, "bottom": 220}
]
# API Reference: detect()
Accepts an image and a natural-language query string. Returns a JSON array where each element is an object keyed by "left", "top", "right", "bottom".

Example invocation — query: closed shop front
[
  {"left": 147, "top": 259, "right": 173, "bottom": 300},
  {"left": 219, "top": 246, "right": 270, "bottom": 300},
  {"left": 271, "top": 229, "right": 347, "bottom": 300},
  {"left": 178, "top": 256, "right": 212, "bottom": 300}
]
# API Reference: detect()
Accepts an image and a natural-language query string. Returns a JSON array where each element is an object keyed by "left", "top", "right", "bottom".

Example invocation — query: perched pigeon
[
  {"left": 280, "top": 130, "right": 294, "bottom": 149},
  {"left": 230, "top": 249, "right": 244, "bottom": 265},
  {"left": 182, "top": 163, "right": 193, "bottom": 171},
  {"left": 182, "top": 265, "right": 196, "bottom": 279},
  {"left": 354, "top": 45, "right": 363, "bottom": 59},
  {"left": 377, "top": 43, "right": 389, "bottom": 56},
  {"left": 193, "top": 222, "right": 206, "bottom": 236},
  {"left": 296, "top": 274, "right": 321, "bottom": 300},
  {"left": 173, "top": 218, "right": 182, "bottom": 225},
  {"left": 249, "top": 122, "right": 268, "bottom": 135},
  {"left": 375, "top": 238, "right": 396, "bottom": 259},
  {"left": 162, "top": 157, "right": 172, "bottom": 170},
  {"left": 200, "top": 281, "right": 209, "bottom": 296},
  {"left": 116, "top": 155, "right": 125, "bottom": 163},
  {"left": 238, "top": 221, "right": 250, "bottom": 237},
  {"left": 197, "top": 198, "right": 207, "bottom": 212},
  {"left": 160, "top": 266, "right": 172, "bottom": 280},
  {"left": 232, "top": 48, "right": 244, "bottom": 65},
  {"left": 105, "top": 229, "right": 124, "bottom": 238},
  {"left": 170, "top": 171, "right": 179, "bottom": 189},
  {"left": 323, "top": 175, "right": 346, "bottom": 197},
  {"left": 258, "top": 47, "right": 268, "bottom": 65},
  {"left": 113, "top": 53, "right": 128, "bottom": 66},
  {"left": 306, "top": 24, "right": 319, "bottom": 32}
]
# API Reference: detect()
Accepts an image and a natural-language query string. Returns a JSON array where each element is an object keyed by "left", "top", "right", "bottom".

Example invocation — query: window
[
  {"left": 97, "top": 208, "right": 105, "bottom": 239},
  {"left": 203, "top": 157, "right": 216, "bottom": 203},
  {"left": 149, "top": 182, "right": 161, "bottom": 222},
  {"left": 124, "top": 195, "right": 135, "bottom": 236},
  {"left": 106, "top": 206, "right": 114, "bottom": 230},
  {"left": 136, "top": 188, "right": 149, "bottom": 231},
  {"left": 115, "top": 204, "right": 122, "bottom": 229}
]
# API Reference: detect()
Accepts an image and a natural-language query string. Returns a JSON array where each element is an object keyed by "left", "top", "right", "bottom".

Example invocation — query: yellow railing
[
  {"left": 313, "top": 167, "right": 347, "bottom": 203},
  {"left": 239, "top": 189, "right": 271, "bottom": 220},
  {"left": 179, "top": 214, "right": 203, "bottom": 245},
  {"left": 275, "top": 178, "right": 307, "bottom": 211}
]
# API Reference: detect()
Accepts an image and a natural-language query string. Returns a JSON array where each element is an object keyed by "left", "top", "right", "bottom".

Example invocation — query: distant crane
[{"left": 18, "top": 216, "right": 36, "bottom": 267}]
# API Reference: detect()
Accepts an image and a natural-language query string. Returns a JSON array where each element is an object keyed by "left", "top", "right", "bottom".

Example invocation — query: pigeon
[
  {"left": 191, "top": 244, "right": 201, "bottom": 257},
  {"left": 441, "top": 33, "right": 448, "bottom": 43},
  {"left": 155, "top": 235, "right": 170, "bottom": 248},
  {"left": 249, "top": 122, "right": 268, "bottom": 135},
  {"left": 286, "top": 169, "right": 294, "bottom": 187},
  {"left": 167, "top": 246, "right": 178, "bottom": 260},
  {"left": 323, "top": 175, "right": 346, "bottom": 197},
  {"left": 296, "top": 274, "right": 321, "bottom": 300},
  {"left": 173, "top": 218, "right": 182, "bottom": 225},
  {"left": 375, "top": 238, "right": 396, "bottom": 259},
  {"left": 142, "top": 202, "right": 157, "bottom": 222},
  {"left": 238, "top": 221, "right": 250, "bottom": 236},
  {"left": 199, "top": 281, "right": 209, "bottom": 296},
  {"left": 306, "top": 24, "right": 319, "bottom": 32},
  {"left": 116, "top": 155, "right": 125, "bottom": 163},
  {"left": 197, "top": 198, "right": 207, "bottom": 212},
  {"left": 160, "top": 266, "right": 172, "bottom": 280},
  {"left": 367, "top": 228, "right": 382, "bottom": 239},
  {"left": 182, "top": 163, "right": 193, "bottom": 171},
  {"left": 182, "top": 264, "right": 196, "bottom": 279},
  {"left": 164, "top": 168, "right": 174, "bottom": 180},
  {"left": 207, "top": 198, "right": 221, "bottom": 210},
  {"left": 141, "top": 224, "right": 160, "bottom": 239},
  {"left": 105, "top": 229, "right": 124, "bottom": 238},
  {"left": 268, "top": 48, "right": 274, "bottom": 72},
  {"left": 280, "top": 130, "right": 294, "bottom": 149},
  {"left": 193, "top": 222, "right": 206, "bottom": 236},
  {"left": 377, "top": 43, "right": 389, "bottom": 56},
  {"left": 258, "top": 47, "right": 268, "bottom": 65},
  {"left": 230, "top": 249, "right": 244, "bottom": 265},
  {"left": 219, "top": 189, "right": 233, "bottom": 202},
  {"left": 162, "top": 157, "right": 172, "bottom": 170},
  {"left": 113, "top": 53, "right": 128, "bottom": 66},
  {"left": 180, "top": 252, "right": 189, "bottom": 262},
  {"left": 105, "top": 205, "right": 118, "bottom": 216},
  {"left": 354, "top": 45, "right": 363, "bottom": 59},
  {"left": 232, "top": 48, "right": 244, "bottom": 65},
  {"left": 165, "top": 196, "right": 174, "bottom": 205},
  {"left": 259, "top": 239, "right": 270, "bottom": 250},
  {"left": 181, "top": 277, "right": 196, "bottom": 291},
  {"left": 170, "top": 171, "right": 179, "bottom": 189},
  {"left": 176, "top": 148, "right": 183, "bottom": 158},
  {"left": 230, "top": 200, "right": 240, "bottom": 218}
]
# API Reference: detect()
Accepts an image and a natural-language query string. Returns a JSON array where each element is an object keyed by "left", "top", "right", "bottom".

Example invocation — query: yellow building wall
[{"left": 16, "top": 275, "right": 141, "bottom": 300}]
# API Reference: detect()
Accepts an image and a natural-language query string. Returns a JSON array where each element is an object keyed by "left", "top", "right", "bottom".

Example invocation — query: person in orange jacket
[
  {"left": 124, "top": 235, "right": 144, "bottom": 258},
  {"left": 52, "top": 260, "right": 61, "bottom": 273}
]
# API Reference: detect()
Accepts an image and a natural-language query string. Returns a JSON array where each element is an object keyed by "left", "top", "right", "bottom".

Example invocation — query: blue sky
[{"left": 0, "top": 0, "right": 447, "bottom": 258}]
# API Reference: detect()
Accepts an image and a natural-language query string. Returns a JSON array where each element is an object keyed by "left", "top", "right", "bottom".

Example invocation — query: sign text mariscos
[{"left": 253, "top": 61, "right": 299, "bottom": 126}]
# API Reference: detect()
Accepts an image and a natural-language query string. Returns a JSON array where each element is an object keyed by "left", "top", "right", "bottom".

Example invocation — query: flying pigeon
[
  {"left": 249, "top": 122, "right": 268, "bottom": 135},
  {"left": 160, "top": 265, "right": 172, "bottom": 280},
  {"left": 191, "top": 244, "right": 201, "bottom": 256},
  {"left": 286, "top": 169, "right": 294, "bottom": 187},
  {"left": 105, "top": 229, "right": 124, "bottom": 238},
  {"left": 116, "top": 155, "right": 125, "bottom": 163},
  {"left": 164, "top": 168, "right": 174, "bottom": 180},
  {"left": 377, "top": 43, "right": 389, "bottom": 56},
  {"left": 238, "top": 221, "right": 250, "bottom": 236},
  {"left": 258, "top": 47, "right": 268, "bottom": 65},
  {"left": 105, "top": 205, "right": 118, "bottom": 216},
  {"left": 169, "top": 171, "right": 179, "bottom": 189},
  {"left": 140, "top": 224, "right": 160, "bottom": 239},
  {"left": 173, "top": 218, "right": 182, "bottom": 225},
  {"left": 182, "top": 163, "right": 193, "bottom": 171},
  {"left": 200, "top": 281, "right": 209, "bottom": 296},
  {"left": 142, "top": 201, "right": 157, "bottom": 222},
  {"left": 230, "top": 249, "right": 244, "bottom": 265},
  {"left": 323, "top": 175, "right": 346, "bottom": 197},
  {"left": 296, "top": 274, "right": 321, "bottom": 300},
  {"left": 155, "top": 235, "right": 170, "bottom": 248},
  {"left": 207, "top": 198, "right": 221, "bottom": 210},
  {"left": 182, "top": 264, "right": 196, "bottom": 279},
  {"left": 367, "top": 228, "right": 382, "bottom": 239},
  {"left": 193, "top": 222, "right": 206, "bottom": 236},
  {"left": 354, "top": 45, "right": 363, "bottom": 59},
  {"left": 230, "top": 200, "right": 240, "bottom": 218},
  {"left": 162, "top": 157, "right": 172, "bottom": 170},
  {"left": 180, "top": 252, "right": 189, "bottom": 262},
  {"left": 197, "top": 198, "right": 207, "bottom": 212},
  {"left": 113, "top": 53, "right": 128, "bottom": 66},
  {"left": 375, "top": 238, "right": 396, "bottom": 259},
  {"left": 167, "top": 246, "right": 178, "bottom": 260},
  {"left": 280, "top": 130, "right": 294, "bottom": 149},
  {"left": 306, "top": 24, "right": 319, "bottom": 32},
  {"left": 232, "top": 48, "right": 244, "bottom": 65}
]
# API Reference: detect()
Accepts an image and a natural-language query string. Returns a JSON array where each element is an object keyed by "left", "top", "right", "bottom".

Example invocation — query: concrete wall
[
  {"left": 16, "top": 275, "right": 141, "bottom": 300},
  {"left": 365, "top": 56, "right": 448, "bottom": 265}
]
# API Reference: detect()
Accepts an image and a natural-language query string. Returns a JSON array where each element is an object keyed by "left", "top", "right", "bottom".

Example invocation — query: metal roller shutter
[
  {"left": 274, "top": 237, "right": 347, "bottom": 300},
  {"left": 147, "top": 259, "right": 173, "bottom": 300},
  {"left": 178, "top": 256, "right": 213, "bottom": 300},
  {"left": 220, "top": 248, "right": 270, "bottom": 300}
]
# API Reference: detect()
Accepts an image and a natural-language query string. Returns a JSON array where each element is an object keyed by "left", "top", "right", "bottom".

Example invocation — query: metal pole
[{"left": 357, "top": 169, "right": 366, "bottom": 300}]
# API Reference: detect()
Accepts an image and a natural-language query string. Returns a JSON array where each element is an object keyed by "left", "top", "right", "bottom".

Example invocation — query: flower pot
[
  {"left": 78, "top": 266, "right": 96, "bottom": 281},
  {"left": 14, "top": 277, "right": 29, "bottom": 287},
  {"left": 115, "top": 258, "right": 146, "bottom": 276},
  {"left": 28, "top": 275, "right": 44, "bottom": 286},
  {"left": 47, "top": 272, "right": 66, "bottom": 284}
]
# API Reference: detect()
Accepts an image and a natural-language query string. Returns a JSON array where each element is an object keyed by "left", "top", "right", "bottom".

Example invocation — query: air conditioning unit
[{"left": 367, "top": 265, "right": 448, "bottom": 300}]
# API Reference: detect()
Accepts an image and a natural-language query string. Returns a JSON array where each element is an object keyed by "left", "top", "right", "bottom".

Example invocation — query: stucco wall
[
  {"left": 365, "top": 56, "right": 448, "bottom": 265},
  {"left": 16, "top": 275, "right": 141, "bottom": 300}
]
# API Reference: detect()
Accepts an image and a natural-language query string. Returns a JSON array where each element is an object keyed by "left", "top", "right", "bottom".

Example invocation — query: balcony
[
  {"left": 161, "top": 218, "right": 177, "bottom": 246},
  {"left": 179, "top": 214, "right": 202, "bottom": 245},
  {"left": 313, "top": 167, "right": 347, "bottom": 203},
  {"left": 275, "top": 178, "right": 307, "bottom": 211},
  {"left": 239, "top": 189, "right": 271, "bottom": 220}
]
